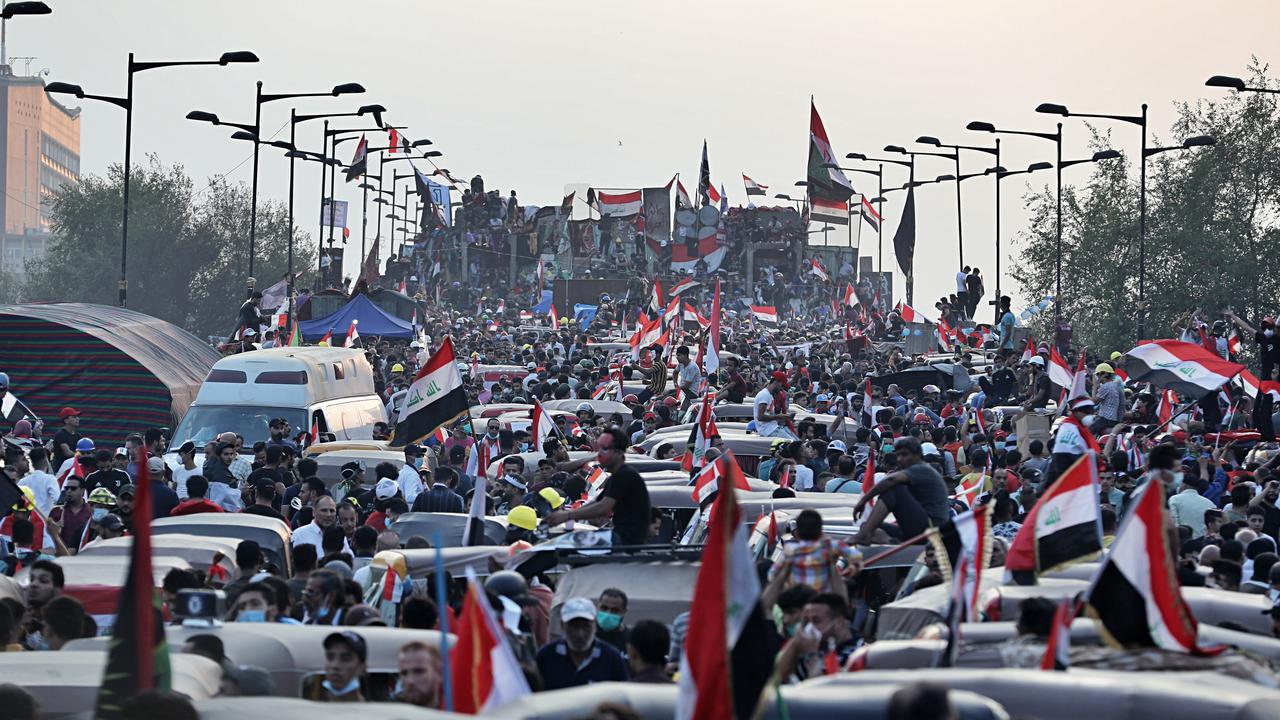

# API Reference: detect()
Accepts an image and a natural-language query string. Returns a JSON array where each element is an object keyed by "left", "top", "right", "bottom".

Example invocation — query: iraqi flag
[
  {"left": 690, "top": 451, "right": 752, "bottom": 505},
  {"left": 681, "top": 393, "right": 719, "bottom": 473},
  {"left": 1235, "top": 370, "right": 1280, "bottom": 402},
  {"left": 1065, "top": 350, "right": 1089, "bottom": 405},
  {"left": 343, "top": 320, "right": 360, "bottom": 348},
  {"left": 450, "top": 575, "right": 532, "bottom": 713},
  {"left": 809, "top": 195, "right": 850, "bottom": 226},
  {"left": 548, "top": 305, "right": 560, "bottom": 331},
  {"left": 1047, "top": 345, "right": 1074, "bottom": 390},
  {"left": 842, "top": 283, "right": 857, "bottom": 308},
  {"left": 1084, "top": 475, "right": 1218, "bottom": 654},
  {"left": 391, "top": 336, "right": 468, "bottom": 448},
  {"left": 344, "top": 134, "right": 368, "bottom": 183},
  {"left": 1041, "top": 596, "right": 1076, "bottom": 671},
  {"left": 749, "top": 305, "right": 778, "bottom": 324},
  {"left": 859, "top": 195, "right": 881, "bottom": 232},
  {"left": 702, "top": 279, "right": 722, "bottom": 375},
  {"left": 1022, "top": 336, "right": 1036, "bottom": 364},
  {"left": 1006, "top": 454, "right": 1103, "bottom": 577},
  {"left": 806, "top": 99, "right": 854, "bottom": 202},
  {"left": 94, "top": 447, "right": 171, "bottom": 719},
  {"left": 707, "top": 182, "right": 722, "bottom": 205},
  {"left": 809, "top": 257, "right": 831, "bottom": 282},
  {"left": 676, "top": 453, "right": 772, "bottom": 720},
  {"left": 671, "top": 236, "right": 727, "bottom": 273},
  {"left": 928, "top": 504, "right": 993, "bottom": 625},
  {"left": 1120, "top": 340, "right": 1245, "bottom": 400},
  {"left": 896, "top": 301, "right": 923, "bottom": 324},
  {"left": 629, "top": 314, "right": 665, "bottom": 360},
  {"left": 670, "top": 277, "right": 700, "bottom": 297},
  {"left": 675, "top": 178, "right": 694, "bottom": 210},
  {"left": 529, "top": 398, "right": 558, "bottom": 454},
  {"left": 649, "top": 279, "right": 664, "bottom": 316},
  {"left": 742, "top": 174, "right": 767, "bottom": 196},
  {"left": 596, "top": 189, "right": 642, "bottom": 217}
]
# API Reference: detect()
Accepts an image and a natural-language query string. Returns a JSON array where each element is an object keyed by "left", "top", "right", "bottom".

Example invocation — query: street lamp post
[
  {"left": 1, "top": 2, "right": 50, "bottom": 66},
  {"left": 247, "top": 82, "right": 364, "bottom": 279},
  {"left": 915, "top": 136, "right": 998, "bottom": 270},
  {"left": 846, "top": 153, "right": 913, "bottom": 277},
  {"left": 46, "top": 50, "right": 258, "bottom": 307},
  {"left": 966, "top": 120, "right": 1063, "bottom": 318}
]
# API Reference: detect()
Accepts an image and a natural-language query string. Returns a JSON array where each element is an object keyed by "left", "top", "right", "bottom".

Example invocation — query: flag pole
[
  {"left": 433, "top": 532, "right": 453, "bottom": 711},
  {"left": 859, "top": 529, "right": 935, "bottom": 565}
]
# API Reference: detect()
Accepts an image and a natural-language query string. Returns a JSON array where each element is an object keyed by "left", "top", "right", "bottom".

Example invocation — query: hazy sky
[{"left": 22, "top": 0, "right": 1280, "bottom": 309}]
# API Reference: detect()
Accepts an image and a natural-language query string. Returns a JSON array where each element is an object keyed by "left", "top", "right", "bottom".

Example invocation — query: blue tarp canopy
[{"left": 299, "top": 293, "right": 414, "bottom": 340}]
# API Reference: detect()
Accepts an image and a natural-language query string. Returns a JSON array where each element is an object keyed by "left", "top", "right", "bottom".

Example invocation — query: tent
[
  {"left": 298, "top": 293, "right": 413, "bottom": 341},
  {"left": 0, "top": 303, "right": 221, "bottom": 447}
]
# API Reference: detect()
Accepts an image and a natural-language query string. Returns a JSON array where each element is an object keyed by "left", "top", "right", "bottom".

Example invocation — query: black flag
[{"left": 892, "top": 183, "right": 916, "bottom": 292}]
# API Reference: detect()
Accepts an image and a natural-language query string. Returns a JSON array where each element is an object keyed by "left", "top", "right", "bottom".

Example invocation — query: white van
[{"left": 170, "top": 347, "right": 387, "bottom": 453}]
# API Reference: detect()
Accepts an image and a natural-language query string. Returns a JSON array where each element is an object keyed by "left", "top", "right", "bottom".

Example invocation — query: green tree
[
  {"left": 1013, "top": 60, "right": 1280, "bottom": 354},
  {"left": 24, "top": 156, "right": 314, "bottom": 339}
]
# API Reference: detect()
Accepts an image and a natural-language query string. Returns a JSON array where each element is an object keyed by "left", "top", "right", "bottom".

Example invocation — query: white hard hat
[{"left": 1028, "top": 355, "right": 1046, "bottom": 367}]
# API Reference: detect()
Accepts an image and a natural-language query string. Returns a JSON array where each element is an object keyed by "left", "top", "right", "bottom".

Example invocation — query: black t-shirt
[
  {"left": 51, "top": 429, "right": 80, "bottom": 466},
  {"left": 1032, "top": 374, "right": 1052, "bottom": 409},
  {"left": 84, "top": 468, "right": 130, "bottom": 496},
  {"left": 242, "top": 504, "right": 287, "bottom": 522},
  {"left": 1256, "top": 331, "right": 1280, "bottom": 367},
  {"left": 602, "top": 463, "right": 650, "bottom": 545},
  {"left": 247, "top": 467, "right": 283, "bottom": 491}
]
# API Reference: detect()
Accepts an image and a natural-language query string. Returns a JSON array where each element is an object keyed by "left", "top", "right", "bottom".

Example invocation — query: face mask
[
  {"left": 1081, "top": 415, "right": 1096, "bottom": 426},
  {"left": 596, "top": 611, "right": 623, "bottom": 632},
  {"left": 92, "top": 508, "right": 108, "bottom": 522},
  {"left": 238, "top": 609, "right": 267, "bottom": 623},
  {"left": 487, "top": 430, "right": 499, "bottom": 439},
  {"left": 322, "top": 677, "right": 361, "bottom": 697},
  {"left": 411, "top": 457, "right": 422, "bottom": 469}
]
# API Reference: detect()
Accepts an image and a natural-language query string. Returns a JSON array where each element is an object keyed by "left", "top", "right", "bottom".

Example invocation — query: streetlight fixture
[
  {"left": 1, "top": 2, "right": 50, "bottom": 66},
  {"left": 1205, "top": 75, "right": 1280, "bottom": 94},
  {"left": 46, "top": 50, "right": 258, "bottom": 307},
  {"left": 967, "top": 119, "right": 1066, "bottom": 318},
  {"left": 244, "top": 81, "right": 365, "bottom": 279},
  {"left": 825, "top": 160, "right": 891, "bottom": 274}
]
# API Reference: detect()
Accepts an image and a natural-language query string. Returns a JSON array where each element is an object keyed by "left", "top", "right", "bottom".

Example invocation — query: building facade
[{"left": 0, "top": 64, "right": 80, "bottom": 286}]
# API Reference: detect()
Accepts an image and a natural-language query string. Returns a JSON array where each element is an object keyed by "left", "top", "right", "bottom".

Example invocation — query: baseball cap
[
  {"left": 815, "top": 393, "right": 831, "bottom": 404},
  {"left": 97, "top": 514, "right": 124, "bottom": 532},
  {"left": 920, "top": 442, "right": 941, "bottom": 457},
  {"left": 114, "top": 447, "right": 128, "bottom": 457},
  {"left": 75, "top": 438, "right": 95, "bottom": 452},
  {"left": 117, "top": 484, "right": 136, "bottom": 498},
  {"left": 403, "top": 444, "right": 426, "bottom": 457},
  {"left": 59, "top": 407, "right": 82, "bottom": 420},
  {"left": 561, "top": 597, "right": 597, "bottom": 623},
  {"left": 178, "top": 440, "right": 196, "bottom": 455},
  {"left": 375, "top": 477, "right": 398, "bottom": 500},
  {"left": 770, "top": 370, "right": 789, "bottom": 385},
  {"left": 146, "top": 457, "right": 165, "bottom": 475},
  {"left": 1028, "top": 356, "right": 1046, "bottom": 367},
  {"left": 323, "top": 631, "right": 368, "bottom": 663}
]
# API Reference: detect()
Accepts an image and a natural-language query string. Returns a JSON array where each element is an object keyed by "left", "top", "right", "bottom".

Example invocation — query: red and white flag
[
  {"left": 669, "top": 277, "right": 699, "bottom": 297},
  {"left": 702, "top": 279, "right": 722, "bottom": 375},
  {"left": 343, "top": 320, "right": 360, "bottom": 348},
  {"left": 749, "top": 305, "right": 778, "bottom": 324},
  {"left": 742, "top": 174, "right": 767, "bottom": 196},
  {"left": 1006, "top": 454, "right": 1103, "bottom": 576},
  {"left": 842, "top": 284, "right": 857, "bottom": 308},
  {"left": 450, "top": 575, "right": 532, "bottom": 712},
  {"left": 1084, "top": 475, "right": 1220, "bottom": 655},
  {"left": 529, "top": 399, "right": 557, "bottom": 454},
  {"left": 548, "top": 305, "right": 560, "bottom": 331},
  {"left": 690, "top": 451, "right": 752, "bottom": 505},
  {"left": 1047, "top": 345, "right": 1074, "bottom": 390},
  {"left": 1040, "top": 596, "right": 1075, "bottom": 671},
  {"left": 677, "top": 454, "right": 763, "bottom": 720},
  {"left": 1121, "top": 340, "right": 1245, "bottom": 399},
  {"left": 596, "top": 189, "right": 642, "bottom": 217},
  {"left": 896, "top": 301, "right": 923, "bottom": 324},
  {"left": 809, "top": 257, "right": 830, "bottom": 283},
  {"left": 1022, "top": 336, "right": 1036, "bottom": 365}
]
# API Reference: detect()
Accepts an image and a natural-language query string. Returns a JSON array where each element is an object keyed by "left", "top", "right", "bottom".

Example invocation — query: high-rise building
[{"left": 0, "top": 64, "right": 80, "bottom": 286}]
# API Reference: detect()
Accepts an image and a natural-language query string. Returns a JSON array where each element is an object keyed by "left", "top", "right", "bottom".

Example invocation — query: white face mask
[
  {"left": 1266, "top": 329, "right": 1275, "bottom": 338},
  {"left": 1081, "top": 415, "right": 1096, "bottom": 427},
  {"left": 1171, "top": 470, "right": 1185, "bottom": 488}
]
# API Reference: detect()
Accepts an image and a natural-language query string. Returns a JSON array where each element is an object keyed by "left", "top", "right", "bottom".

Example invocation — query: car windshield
[{"left": 172, "top": 406, "right": 307, "bottom": 450}]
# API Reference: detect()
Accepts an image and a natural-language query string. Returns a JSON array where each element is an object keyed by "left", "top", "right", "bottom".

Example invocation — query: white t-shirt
[
  {"left": 754, "top": 388, "right": 779, "bottom": 437},
  {"left": 20, "top": 470, "right": 60, "bottom": 516},
  {"left": 397, "top": 463, "right": 425, "bottom": 505},
  {"left": 1053, "top": 420, "right": 1090, "bottom": 456},
  {"left": 174, "top": 465, "right": 204, "bottom": 500},
  {"left": 956, "top": 271, "right": 968, "bottom": 293}
]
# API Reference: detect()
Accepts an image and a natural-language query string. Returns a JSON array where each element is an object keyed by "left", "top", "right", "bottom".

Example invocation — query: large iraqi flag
[
  {"left": 1006, "top": 453, "right": 1103, "bottom": 578},
  {"left": 596, "top": 189, "right": 642, "bottom": 217},
  {"left": 391, "top": 336, "right": 468, "bottom": 447},
  {"left": 1120, "top": 339, "right": 1245, "bottom": 399}
]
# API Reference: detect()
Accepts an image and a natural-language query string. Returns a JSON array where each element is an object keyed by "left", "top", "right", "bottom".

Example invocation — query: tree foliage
[
  {"left": 1013, "top": 60, "right": 1280, "bottom": 353},
  {"left": 24, "top": 156, "right": 313, "bottom": 339}
]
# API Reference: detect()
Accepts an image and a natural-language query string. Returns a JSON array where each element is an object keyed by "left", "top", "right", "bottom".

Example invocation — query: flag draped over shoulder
[
  {"left": 95, "top": 447, "right": 170, "bottom": 720},
  {"left": 1084, "top": 476, "right": 1218, "bottom": 655},
  {"left": 391, "top": 337, "right": 468, "bottom": 448},
  {"left": 677, "top": 453, "right": 771, "bottom": 720}
]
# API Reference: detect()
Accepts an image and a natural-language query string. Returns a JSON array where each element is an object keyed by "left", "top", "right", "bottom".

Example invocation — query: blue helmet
[
  {"left": 0, "top": 372, "right": 8, "bottom": 389},
  {"left": 76, "top": 438, "right": 95, "bottom": 452}
]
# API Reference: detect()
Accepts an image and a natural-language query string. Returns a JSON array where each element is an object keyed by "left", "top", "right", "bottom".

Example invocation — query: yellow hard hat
[
  {"left": 538, "top": 487, "right": 565, "bottom": 510},
  {"left": 1095, "top": 363, "right": 1114, "bottom": 375},
  {"left": 507, "top": 505, "right": 538, "bottom": 531},
  {"left": 391, "top": 363, "right": 405, "bottom": 373},
  {"left": 1109, "top": 351, "right": 1123, "bottom": 362},
  {"left": 12, "top": 486, "right": 34, "bottom": 512}
]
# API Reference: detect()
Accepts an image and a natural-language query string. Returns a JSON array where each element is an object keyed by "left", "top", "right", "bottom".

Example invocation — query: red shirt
[
  {"left": 169, "top": 499, "right": 226, "bottom": 516},
  {"left": 364, "top": 511, "right": 388, "bottom": 533}
]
